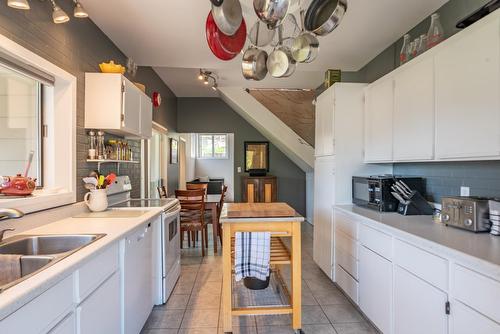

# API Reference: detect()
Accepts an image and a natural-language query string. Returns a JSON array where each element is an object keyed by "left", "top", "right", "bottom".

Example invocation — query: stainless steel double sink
[{"left": 0, "top": 234, "right": 105, "bottom": 292}]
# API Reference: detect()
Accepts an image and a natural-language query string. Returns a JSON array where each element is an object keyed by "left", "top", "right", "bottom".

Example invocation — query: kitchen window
[
  {"left": 0, "top": 63, "right": 44, "bottom": 187},
  {"left": 197, "top": 134, "right": 228, "bottom": 159}
]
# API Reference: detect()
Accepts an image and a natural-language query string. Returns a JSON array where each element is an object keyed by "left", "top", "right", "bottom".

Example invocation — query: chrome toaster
[{"left": 441, "top": 196, "right": 491, "bottom": 232}]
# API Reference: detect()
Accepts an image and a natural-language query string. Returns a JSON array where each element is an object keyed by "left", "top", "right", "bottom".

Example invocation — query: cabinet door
[
  {"left": 77, "top": 271, "right": 120, "bottom": 334},
  {"left": 313, "top": 156, "right": 335, "bottom": 279},
  {"left": 364, "top": 80, "right": 394, "bottom": 162},
  {"left": 394, "top": 266, "right": 448, "bottom": 334},
  {"left": 140, "top": 94, "right": 153, "bottom": 139},
  {"left": 315, "top": 87, "right": 334, "bottom": 156},
  {"left": 435, "top": 17, "right": 500, "bottom": 159},
  {"left": 393, "top": 58, "right": 435, "bottom": 160},
  {"left": 359, "top": 245, "right": 392, "bottom": 334},
  {"left": 122, "top": 78, "right": 141, "bottom": 136},
  {"left": 260, "top": 178, "right": 277, "bottom": 203},
  {"left": 48, "top": 313, "right": 76, "bottom": 334},
  {"left": 450, "top": 299, "right": 500, "bottom": 334}
]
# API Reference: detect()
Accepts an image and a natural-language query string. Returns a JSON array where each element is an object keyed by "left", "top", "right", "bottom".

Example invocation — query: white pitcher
[{"left": 84, "top": 189, "right": 108, "bottom": 212}]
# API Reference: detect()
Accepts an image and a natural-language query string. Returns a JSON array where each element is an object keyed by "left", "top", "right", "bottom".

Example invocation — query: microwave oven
[{"left": 352, "top": 175, "right": 426, "bottom": 212}]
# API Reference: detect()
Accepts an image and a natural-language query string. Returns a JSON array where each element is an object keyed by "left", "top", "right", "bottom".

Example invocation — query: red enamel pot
[{"left": 206, "top": 12, "right": 246, "bottom": 61}]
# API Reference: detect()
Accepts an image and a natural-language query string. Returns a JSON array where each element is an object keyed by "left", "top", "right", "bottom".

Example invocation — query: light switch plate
[
  {"left": 237, "top": 167, "right": 242, "bottom": 173},
  {"left": 460, "top": 186, "right": 470, "bottom": 196}
]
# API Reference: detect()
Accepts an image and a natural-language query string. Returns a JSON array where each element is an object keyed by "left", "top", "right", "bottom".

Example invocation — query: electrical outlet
[
  {"left": 237, "top": 167, "right": 242, "bottom": 173},
  {"left": 460, "top": 186, "right": 470, "bottom": 197}
]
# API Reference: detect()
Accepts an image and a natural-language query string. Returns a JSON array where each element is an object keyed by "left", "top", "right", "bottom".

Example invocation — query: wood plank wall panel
[
  {"left": 248, "top": 89, "right": 315, "bottom": 147},
  {"left": 0, "top": 1, "right": 177, "bottom": 200}
]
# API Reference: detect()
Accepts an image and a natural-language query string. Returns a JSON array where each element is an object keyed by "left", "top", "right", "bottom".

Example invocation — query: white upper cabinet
[
  {"left": 393, "top": 57, "right": 435, "bottom": 161},
  {"left": 364, "top": 79, "right": 394, "bottom": 162},
  {"left": 85, "top": 73, "right": 153, "bottom": 139},
  {"left": 315, "top": 86, "right": 335, "bottom": 157},
  {"left": 435, "top": 16, "right": 500, "bottom": 159}
]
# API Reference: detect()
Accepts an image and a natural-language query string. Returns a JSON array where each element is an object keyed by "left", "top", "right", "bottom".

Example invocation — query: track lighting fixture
[
  {"left": 73, "top": 1, "right": 88, "bottom": 18},
  {"left": 50, "top": 0, "right": 70, "bottom": 24},
  {"left": 7, "top": 0, "right": 30, "bottom": 10},
  {"left": 197, "top": 69, "right": 219, "bottom": 92}
]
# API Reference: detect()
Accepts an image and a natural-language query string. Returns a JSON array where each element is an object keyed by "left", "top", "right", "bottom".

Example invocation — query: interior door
[{"left": 148, "top": 126, "right": 169, "bottom": 198}]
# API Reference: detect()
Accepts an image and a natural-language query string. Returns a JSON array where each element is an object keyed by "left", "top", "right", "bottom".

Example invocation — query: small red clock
[{"left": 152, "top": 92, "right": 161, "bottom": 108}]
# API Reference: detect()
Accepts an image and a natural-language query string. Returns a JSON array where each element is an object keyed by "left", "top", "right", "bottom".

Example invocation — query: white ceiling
[{"left": 81, "top": 0, "right": 447, "bottom": 97}]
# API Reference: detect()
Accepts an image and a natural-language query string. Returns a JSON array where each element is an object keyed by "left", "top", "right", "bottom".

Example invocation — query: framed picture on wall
[{"left": 170, "top": 138, "right": 178, "bottom": 164}]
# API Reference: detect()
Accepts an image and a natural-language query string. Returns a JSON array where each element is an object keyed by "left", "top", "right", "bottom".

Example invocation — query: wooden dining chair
[
  {"left": 186, "top": 183, "right": 208, "bottom": 197},
  {"left": 157, "top": 186, "right": 168, "bottom": 198},
  {"left": 176, "top": 189, "right": 207, "bottom": 256},
  {"left": 206, "top": 185, "right": 228, "bottom": 247}
]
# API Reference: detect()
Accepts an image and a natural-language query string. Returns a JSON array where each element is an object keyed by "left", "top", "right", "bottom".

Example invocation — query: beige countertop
[
  {"left": 335, "top": 205, "right": 500, "bottom": 278},
  {"left": 0, "top": 208, "right": 163, "bottom": 320}
]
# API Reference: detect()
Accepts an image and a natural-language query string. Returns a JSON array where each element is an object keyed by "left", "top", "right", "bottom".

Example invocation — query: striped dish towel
[{"left": 234, "top": 232, "right": 271, "bottom": 281}]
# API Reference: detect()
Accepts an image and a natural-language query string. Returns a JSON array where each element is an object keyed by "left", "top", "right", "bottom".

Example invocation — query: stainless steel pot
[
  {"left": 291, "top": 10, "right": 319, "bottom": 63},
  {"left": 267, "top": 26, "right": 296, "bottom": 78},
  {"left": 210, "top": 0, "right": 243, "bottom": 36},
  {"left": 304, "top": 0, "right": 347, "bottom": 36},
  {"left": 242, "top": 47, "right": 268, "bottom": 81},
  {"left": 253, "top": 0, "right": 290, "bottom": 29}
]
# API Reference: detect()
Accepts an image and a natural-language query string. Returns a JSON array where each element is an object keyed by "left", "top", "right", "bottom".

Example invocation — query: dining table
[{"left": 205, "top": 194, "right": 221, "bottom": 253}]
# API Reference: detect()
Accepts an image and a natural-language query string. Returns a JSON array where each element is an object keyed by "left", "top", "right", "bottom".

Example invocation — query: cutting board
[{"left": 225, "top": 203, "right": 295, "bottom": 218}]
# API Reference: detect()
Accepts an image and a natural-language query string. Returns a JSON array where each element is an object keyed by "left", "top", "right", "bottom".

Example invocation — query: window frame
[
  {"left": 196, "top": 133, "right": 229, "bottom": 160},
  {"left": 0, "top": 33, "right": 77, "bottom": 214}
]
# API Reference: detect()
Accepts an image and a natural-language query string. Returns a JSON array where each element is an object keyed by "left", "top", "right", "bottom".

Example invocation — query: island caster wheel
[{"left": 295, "top": 329, "right": 304, "bottom": 334}]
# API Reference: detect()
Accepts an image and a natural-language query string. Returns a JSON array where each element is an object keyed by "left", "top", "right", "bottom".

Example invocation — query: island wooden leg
[
  {"left": 222, "top": 224, "right": 232, "bottom": 333},
  {"left": 291, "top": 221, "right": 302, "bottom": 331}
]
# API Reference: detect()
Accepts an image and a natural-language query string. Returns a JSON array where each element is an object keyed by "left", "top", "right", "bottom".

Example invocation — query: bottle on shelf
[
  {"left": 417, "top": 34, "right": 428, "bottom": 55},
  {"left": 427, "top": 13, "right": 444, "bottom": 49},
  {"left": 411, "top": 38, "right": 419, "bottom": 58},
  {"left": 96, "top": 130, "right": 106, "bottom": 160},
  {"left": 399, "top": 34, "right": 411, "bottom": 65},
  {"left": 88, "top": 130, "right": 96, "bottom": 159}
]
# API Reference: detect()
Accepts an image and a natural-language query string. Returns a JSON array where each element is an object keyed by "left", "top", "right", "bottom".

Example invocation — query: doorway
[{"left": 147, "top": 122, "right": 169, "bottom": 199}]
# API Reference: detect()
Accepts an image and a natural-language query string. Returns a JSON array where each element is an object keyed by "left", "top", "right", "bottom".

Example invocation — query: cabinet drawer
[
  {"left": 336, "top": 246, "right": 358, "bottom": 280},
  {"left": 0, "top": 275, "right": 74, "bottom": 334},
  {"left": 335, "top": 264, "right": 358, "bottom": 305},
  {"left": 335, "top": 229, "right": 358, "bottom": 259},
  {"left": 75, "top": 242, "right": 119, "bottom": 303},
  {"left": 334, "top": 210, "right": 359, "bottom": 240},
  {"left": 452, "top": 264, "right": 500, "bottom": 323},
  {"left": 359, "top": 224, "right": 392, "bottom": 260},
  {"left": 49, "top": 312, "right": 76, "bottom": 334},
  {"left": 450, "top": 299, "right": 500, "bottom": 334},
  {"left": 394, "top": 239, "right": 448, "bottom": 291}
]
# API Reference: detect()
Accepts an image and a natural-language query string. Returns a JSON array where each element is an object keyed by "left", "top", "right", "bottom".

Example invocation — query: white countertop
[
  {"left": 0, "top": 207, "right": 163, "bottom": 320},
  {"left": 335, "top": 205, "right": 500, "bottom": 276}
]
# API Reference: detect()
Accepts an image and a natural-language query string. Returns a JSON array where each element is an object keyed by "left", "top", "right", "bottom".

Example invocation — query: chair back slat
[{"left": 186, "top": 183, "right": 208, "bottom": 197}]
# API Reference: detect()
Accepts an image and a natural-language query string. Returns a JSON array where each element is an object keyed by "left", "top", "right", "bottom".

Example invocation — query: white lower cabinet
[
  {"left": 450, "top": 299, "right": 500, "bottom": 334},
  {"left": 77, "top": 271, "right": 121, "bottom": 334},
  {"left": 394, "top": 266, "right": 448, "bottom": 334},
  {"left": 358, "top": 245, "right": 392, "bottom": 334}
]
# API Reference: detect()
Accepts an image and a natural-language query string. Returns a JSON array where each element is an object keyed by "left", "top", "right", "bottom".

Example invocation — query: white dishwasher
[{"left": 122, "top": 221, "right": 153, "bottom": 334}]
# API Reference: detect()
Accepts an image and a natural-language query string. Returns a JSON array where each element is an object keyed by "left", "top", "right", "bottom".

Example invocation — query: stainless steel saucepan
[
  {"left": 304, "top": 0, "right": 347, "bottom": 36},
  {"left": 267, "top": 26, "right": 296, "bottom": 78},
  {"left": 242, "top": 22, "right": 268, "bottom": 81},
  {"left": 291, "top": 10, "right": 319, "bottom": 63},
  {"left": 254, "top": 0, "right": 290, "bottom": 29},
  {"left": 210, "top": 0, "right": 243, "bottom": 36}
]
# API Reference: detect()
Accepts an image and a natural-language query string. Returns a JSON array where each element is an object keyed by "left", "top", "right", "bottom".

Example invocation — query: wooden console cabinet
[{"left": 242, "top": 175, "right": 277, "bottom": 203}]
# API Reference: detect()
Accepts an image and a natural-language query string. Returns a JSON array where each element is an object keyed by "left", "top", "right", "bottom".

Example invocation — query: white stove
[{"left": 108, "top": 176, "right": 181, "bottom": 305}]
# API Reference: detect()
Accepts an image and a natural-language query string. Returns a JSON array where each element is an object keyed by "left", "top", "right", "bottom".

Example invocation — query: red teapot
[{"left": 0, "top": 174, "right": 37, "bottom": 196}]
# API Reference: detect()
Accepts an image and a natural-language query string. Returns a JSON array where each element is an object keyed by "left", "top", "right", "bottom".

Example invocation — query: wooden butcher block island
[{"left": 220, "top": 203, "right": 304, "bottom": 334}]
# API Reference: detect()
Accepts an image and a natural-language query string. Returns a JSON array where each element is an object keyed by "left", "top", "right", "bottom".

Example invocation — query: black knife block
[{"left": 397, "top": 191, "right": 434, "bottom": 216}]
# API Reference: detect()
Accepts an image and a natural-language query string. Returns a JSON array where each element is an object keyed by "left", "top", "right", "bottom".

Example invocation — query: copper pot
[{"left": 0, "top": 174, "right": 36, "bottom": 196}]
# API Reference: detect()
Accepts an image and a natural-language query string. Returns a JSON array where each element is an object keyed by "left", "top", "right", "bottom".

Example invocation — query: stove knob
[
  {"left": 464, "top": 219, "right": 473, "bottom": 227},
  {"left": 442, "top": 214, "right": 450, "bottom": 222}
]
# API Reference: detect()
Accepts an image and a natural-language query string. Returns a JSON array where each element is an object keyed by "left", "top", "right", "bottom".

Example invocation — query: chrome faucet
[{"left": 0, "top": 208, "right": 24, "bottom": 221}]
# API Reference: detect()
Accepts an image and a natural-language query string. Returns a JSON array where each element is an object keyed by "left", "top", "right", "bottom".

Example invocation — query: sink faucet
[{"left": 0, "top": 208, "right": 24, "bottom": 221}]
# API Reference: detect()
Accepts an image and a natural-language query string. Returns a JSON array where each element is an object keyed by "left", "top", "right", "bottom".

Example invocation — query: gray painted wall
[
  {"left": 0, "top": 1, "right": 178, "bottom": 200},
  {"left": 177, "top": 98, "right": 306, "bottom": 215},
  {"left": 358, "top": 0, "right": 499, "bottom": 202}
]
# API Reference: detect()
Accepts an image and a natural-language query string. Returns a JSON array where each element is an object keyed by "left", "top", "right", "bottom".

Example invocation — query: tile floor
[{"left": 141, "top": 222, "right": 378, "bottom": 334}]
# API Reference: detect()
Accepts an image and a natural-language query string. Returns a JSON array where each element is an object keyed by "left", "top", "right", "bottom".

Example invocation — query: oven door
[
  {"left": 163, "top": 204, "right": 181, "bottom": 277},
  {"left": 352, "top": 177, "right": 370, "bottom": 206}
]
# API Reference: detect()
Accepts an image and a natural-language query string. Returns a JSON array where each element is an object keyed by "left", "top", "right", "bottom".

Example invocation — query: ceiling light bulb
[
  {"left": 212, "top": 84, "right": 218, "bottom": 91},
  {"left": 7, "top": 0, "right": 30, "bottom": 10},
  {"left": 203, "top": 78, "right": 209, "bottom": 85},
  {"left": 51, "top": 0, "right": 70, "bottom": 24},
  {"left": 73, "top": 1, "right": 88, "bottom": 18},
  {"left": 198, "top": 74, "right": 204, "bottom": 81}
]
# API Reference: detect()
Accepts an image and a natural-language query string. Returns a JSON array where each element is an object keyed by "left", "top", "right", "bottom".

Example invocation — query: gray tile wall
[{"left": 0, "top": 1, "right": 177, "bottom": 200}]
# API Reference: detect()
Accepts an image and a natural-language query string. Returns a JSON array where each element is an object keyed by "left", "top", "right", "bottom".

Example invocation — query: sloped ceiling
[{"left": 248, "top": 89, "right": 315, "bottom": 147}]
